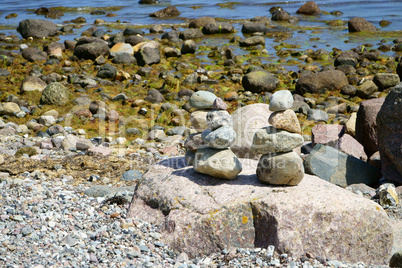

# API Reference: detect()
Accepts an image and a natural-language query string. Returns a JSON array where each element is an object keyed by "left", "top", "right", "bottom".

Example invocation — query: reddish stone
[
  {"left": 335, "top": 134, "right": 367, "bottom": 161},
  {"left": 106, "top": 110, "right": 119, "bottom": 122},
  {"left": 160, "top": 146, "right": 179, "bottom": 156},
  {"left": 311, "top": 124, "right": 344, "bottom": 147},
  {"left": 74, "top": 108, "right": 92, "bottom": 118}
]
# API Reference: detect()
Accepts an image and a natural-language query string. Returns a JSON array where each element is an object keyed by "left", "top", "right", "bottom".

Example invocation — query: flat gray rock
[
  {"left": 304, "top": 144, "right": 381, "bottom": 187},
  {"left": 127, "top": 157, "right": 393, "bottom": 265},
  {"left": 251, "top": 126, "right": 303, "bottom": 154}
]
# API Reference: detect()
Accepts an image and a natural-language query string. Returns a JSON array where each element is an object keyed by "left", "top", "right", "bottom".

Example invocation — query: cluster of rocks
[
  {"left": 251, "top": 90, "right": 304, "bottom": 185},
  {"left": 185, "top": 91, "right": 242, "bottom": 179}
]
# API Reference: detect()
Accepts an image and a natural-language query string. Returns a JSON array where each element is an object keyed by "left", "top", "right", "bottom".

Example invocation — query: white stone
[{"left": 269, "top": 90, "right": 294, "bottom": 112}]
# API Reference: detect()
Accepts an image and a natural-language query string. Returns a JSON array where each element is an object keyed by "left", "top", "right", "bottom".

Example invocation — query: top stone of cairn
[{"left": 269, "top": 90, "right": 294, "bottom": 112}]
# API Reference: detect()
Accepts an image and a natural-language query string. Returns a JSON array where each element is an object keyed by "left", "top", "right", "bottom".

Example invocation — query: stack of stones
[
  {"left": 251, "top": 90, "right": 305, "bottom": 185},
  {"left": 184, "top": 91, "right": 242, "bottom": 179}
]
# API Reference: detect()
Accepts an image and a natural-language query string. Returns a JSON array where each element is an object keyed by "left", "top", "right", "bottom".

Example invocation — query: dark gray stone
[
  {"left": 304, "top": 144, "right": 381, "bottom": 187},
  {"left": 377, "top": 83, "right": 402, "bottom": 185},
  {"left": 17, "top": 19, "right": 57, "bottom": 39},
  {"left": 242, "top": 71, "right": 277, "bottom": 93},
  {"left": 97, "top": 63, "right": 117, "bottom": 79}
]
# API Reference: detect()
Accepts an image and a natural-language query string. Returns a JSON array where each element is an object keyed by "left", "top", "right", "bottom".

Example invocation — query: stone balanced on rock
[
  {"left": 185, "top": 91, "right": 242, "bottom": 179},
  {"left": 251, "top": 90, "right": 305, "bottom": 185}
]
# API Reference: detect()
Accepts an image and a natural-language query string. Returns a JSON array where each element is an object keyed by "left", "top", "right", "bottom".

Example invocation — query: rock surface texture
[
  {"left": 127, "top": 157, "right": 393, "bottom": 265},
  {"left": 377, "top": 83, "right": 402, "bottom": 185}
]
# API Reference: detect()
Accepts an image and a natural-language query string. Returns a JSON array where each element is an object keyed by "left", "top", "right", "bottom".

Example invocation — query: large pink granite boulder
[{"left": 127, "top": 157, "right": 393, "bottom": 265}]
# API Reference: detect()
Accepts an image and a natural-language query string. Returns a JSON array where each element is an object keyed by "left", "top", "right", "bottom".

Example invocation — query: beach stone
[
  {"left": 296, "top": 1, "right": 320, "bottom": 15},
  {"left": 257, "top": 151, "right": 304, "bottom": 185},
  {"left": 17, "top": 19, "right": 57, "bottom": 39},
  {"left": 89, "top": 100, "right": 107, "bottom": 115},
  {"left": 0, "top": 102, "right": 21, "bottom": 116},
  {"left": 122, "top": 170, "right": 143, "bottom": 181},
  {"left": 189, "top": 91, "right": 217, "bottom": 109},
  {"left": 206, "top": 110, "right": 233, "bottom": 130},
  {"left": 295, "top": 70, "right": 348, "bottom": 94},
  {"left": 184, "top": 133, "right": 204, "bottom": 152},
  {"left": 377, "top": 84, "right": 402, "bottom": 185},
  {"left": 356, "top": 98, "right": 385, "bottom": 157},
  {"left": 148, "top": 129, "right": 166, "bottom": 141},
  {"left": 189, "top": 17, "right": 216, "bottom": 28},
  {"left": 135, "top": 41, "right": 161, "bottom": 66},
  {"left": 127, "top": 157, "right": 393, "bottom": 264},
  {"left": 38, "top": 115, "right": 55, "bottom": 127},
  {"left": 45, "top": 42, "right": 64, "bottom": 58},
  {"left": 20, "top": 76, "right": 47, "bottom": 93},
  {"left": 241, "top": 23, "right": 268, "bottom": 34},
  {"left": 97, "top": 63, "right": 116, "bottom": 79},
  {"left": 145, "top": 89, "right": 164, "bottom": 103},
  {"left": 149, "top": 6, "right": 180, "bottom": 18},
  {"left": 164, "top": 47, "right": 181, "bottom": 58},
  {"left": 348, "top": 17, "right": 376, "bottom": 32},
  {"left": 377, "top": 183, "right": 399, "bottom": 207},
  {"left": 190, "top": 110, "right": 209, "bottom": 132},
  {"left": 269, "top": 90, "right": 294, "bottom": 111},
  {"left": 87, "top": 146, "right": 112, "bottom": 156},
  {"left": 73, "top": 37, "right": 109, "bottom": 60},
  {"left": 251, "top": 126, "right": 303, "bottom": 154},
  {"left": 202, "top": 23, "right": 234, "bottom": 34},
  {"left": 213, "top": 97, "right": 227, "bottom": 110},
  {"left": 125, "top": 35, "right": 148, "bottom": 46},
  {"left": 179, "top": 28, "right": 204, "bottom": 40},
  {"left": 181, "top": 40, "right": 196, "bottom": 54},
  {"left": 271, "top": 10, "right": 290, "bottom": 21},
  {"left": 242, "top": 71, "right": 277, "bottom": 93},
  {"left": 304, "top": 144, "right": 381, "bottom": 187},
  {"left": 311, "top": 124, "right": 344, "bottom": 147},
  {"left": 356, "top": 80, "right": 378, "bottom": 99},
  {"left": 76, "top": 139, "right": 94, "bottom": 151},
  {"left": 201, "top": 126, "right": 236, "bottom": 149},
  {"left": 239, "top": 36, "right": 266, "bottom": 47},
  {"left": 21, "top": 47, "right": 47, "bottom": 62},
  {"left": 106, "top": 110, "right": 119, "bottom": 122},
  {"left": 110, "top": 43, "right": 134, "bottom": 57},
  {"left": 335, "top": 134, "right": 367, "bottom": 161},
  {"left": 373, "top": 73, "right": 400, "bottom": 90},
  {"left": 194, "top": 148, "right": 242, "bottom": 179},
  {"left": 40, "top": 82, "right": 69, "bottom": 105},
  {"left": 232, "top": 104, "right": 272, "bottom": 159},
  {"left": 268, "top": 109, "right": 301, "bottom": 133},
  {"left": 161, "top": 30, "right": 180, "bottom": 42},
  {"left": 0, "top": 155, "right": 4, "bottom": 165},
  {"left": 307, "top": 109, "right": 328, "bottom": 122}
]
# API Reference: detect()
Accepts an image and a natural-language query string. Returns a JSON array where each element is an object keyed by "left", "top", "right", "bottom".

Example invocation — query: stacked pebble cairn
[
  {"left": 184, "top": 91, "right": 242, "bottom": 179},
  {"left": 251, "top": 90, "right": 305, "bottom": 185}
]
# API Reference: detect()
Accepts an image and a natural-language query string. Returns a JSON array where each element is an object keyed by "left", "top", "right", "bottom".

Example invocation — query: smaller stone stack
[
  {"left": 194, "top": 97, "right": 242, "bottom": 179},
  {"left": 184, "top": 91, "right": 242, "bottom": 179},
  {"left": 184, "top": 90, "right": 217, "bottom": 166},
  {"left": 251, "top": 90, "right": 305, "bottom": 185}
]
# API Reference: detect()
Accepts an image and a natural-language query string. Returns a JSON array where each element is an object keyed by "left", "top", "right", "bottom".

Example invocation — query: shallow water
[{"left": 0, "top": 0, "right": 401, "bottom": 62}]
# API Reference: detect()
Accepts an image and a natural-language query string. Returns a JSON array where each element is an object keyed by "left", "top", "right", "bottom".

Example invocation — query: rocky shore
[{"left": 0, "top": 1, "right": 401, "bottom": 267}]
